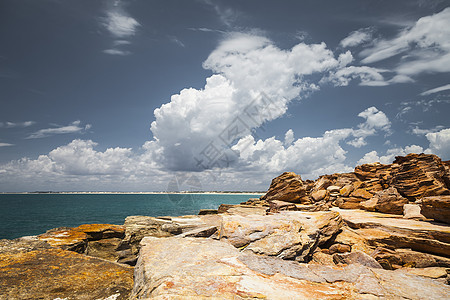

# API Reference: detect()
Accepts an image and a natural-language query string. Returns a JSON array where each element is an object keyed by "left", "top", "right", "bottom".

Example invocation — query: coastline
[{"left": 0, "top": 191, "right": 265, "bottom": 195}]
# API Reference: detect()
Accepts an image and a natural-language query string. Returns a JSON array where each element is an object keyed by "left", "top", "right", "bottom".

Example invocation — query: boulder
[
  {"left": 260, "top": 172, "right": 310, "bottom": 203},
  {"left": 132, "top": 237, "right": 450, "bottom": 299},
  {"left": 311, "top": 189, "right": 329, "bottom": 202},
  {"left": 0, "top": 248, "right": 134, "bottom": 300},
  {"left": 361, "top": 187, "right": 408, "bottom": 214},
  {"left": 268, "top": 200, "right": 298, "bottom": 212},
  {"left": 419, "top": 195, "right": 450, "bottom": 224},
  {"left": 403, "top": 203, "right": 426, "bottom": 220},
  {"left": 218, "top": 204, "right": 268, "bottom": 215},
  {"left": 218, "top": 211, "right": 343, "bottom": 262}
]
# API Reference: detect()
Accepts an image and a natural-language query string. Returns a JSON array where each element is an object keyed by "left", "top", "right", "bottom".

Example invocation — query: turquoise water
[{"left": 0, "top": 193, "right": 261, "bottom": 240}]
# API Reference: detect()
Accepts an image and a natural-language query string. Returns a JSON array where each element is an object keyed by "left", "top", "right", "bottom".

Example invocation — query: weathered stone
[
  {"left": 340, "top": 184, "right": 354, "bottom": 197},
  {"left": 327, "top": 185, "right": 341, "bottom": 193},
  {"left": 370, "top": 247, "right": 402, "bottom": 270},
  {"left": 268, "top": 199, "right": 298, "bottom": 212},
  {"left": 218, "top": 211, "right": 342, "bottom": 261},
  {"left": 176, "top": 225, "right": 217, "bottom": 238},
  {"left": 311, "top": 189, "right": 329, "bottom": 202},
  {"left": 401, "top": 267, "right": 448, "bottom": 279},
  {"left": 0, "top": 248, "right": 134, "bottom": 300},
  {"left": 403, "top": 203, "right": 427, "bottom": 220},
  {"left": 311, "top": 251, "right": 336, "bottom": 265},
  {"left": 332, "top": 208, "right": 450, "bottom": 257},
  {"left": 260, "top": 172, "right": 310, "bottom": 203},
  {"left": 0, "top": 236, "right": 53, "bottom": 255},
  {"left": 361, "top": 187, "right": 408, "bottom": 214},
  {"left": 38, "top": 224, "right": 125, "bottom": 254},
  {"left": 132, "top": 237, "right": 361, "bottom": 299},
  {"left": 333, "top": 251, "right": 383, "bottom": 269},
  {"left": 132, "top": 237, "right": 450, "bottom": 299},
  {"left": 85, "top": 237, "right": 122, "bottom": 261},
  {"left": 328, "top": 243, "right": 351, "bottom": 254},
  {"left": 198, "top": 208, "right": 218, "bottom": 215},
  {"left": 218, "top": 203, "right": 268, "bottom": 215},
  {"left": 351, "top": 188, "right": 374, "bottom": 199},
  {"left": 392, "top": 153, "right": 450, "bottom": 200},
  {"left": 396, "top": 248, "right": 450, "bottom": 268},
  {"left": 420, "top": 195, "right": 450, "bottom": 224}
]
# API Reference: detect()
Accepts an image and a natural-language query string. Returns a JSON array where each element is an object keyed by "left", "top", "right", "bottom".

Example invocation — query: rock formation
[{"left": 2, "top": 152, "right": 450, "bottom": 299}]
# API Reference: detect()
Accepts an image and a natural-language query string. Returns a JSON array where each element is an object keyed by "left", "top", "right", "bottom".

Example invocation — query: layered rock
[
  {"left": 419, "top": 195, "right": 450, "bottom": 224},
  {"left": 218, "top": 211, "right": 343, "bottom": 261},
  {"left": 361, "top": 187, "right": 408, "bottom": 214},
  {"left": 392, "top": 154, "right": 450, "bottom": 200},
  {"left": 260, "top": 172, "right": 310, "bottom": 203},
  {"left": 131, "top": 236, "right": 450, "bottom": 299}
]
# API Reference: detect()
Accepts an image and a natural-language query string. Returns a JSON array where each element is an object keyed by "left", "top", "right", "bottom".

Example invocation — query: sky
[{"left": 0, "top": 0, "right": 449, "bottom": 192}]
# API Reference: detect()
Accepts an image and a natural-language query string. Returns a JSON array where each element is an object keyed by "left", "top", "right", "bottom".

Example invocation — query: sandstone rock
[
  {"left": 401, "top": 267, "right": 448, "bottom": 279},
  {"left": 268, "top": 199, "right": 298, "bottom": 212},
  {"left": 311, "top": 189, "right": 329, "bottom": 202},
  {"left": 332, "top": 208, "right": 450, "bottom": 258},
  {"left": 327, "top": 185, "right": 341, "bottom": 193},
  {"left": 218, "top": 203, "right": 268, "bottom": 215},
  {"left": 333, "top": 251, "right": 383, "bottom": 269},
  {"left": 361, "top": 187, "right": 408, "bottom": 214},
  {"left": 403, "top": 203, "right": 427, "bottom": 220},
  {"left": 396, "top": 248, "right": 450, "bottom": 268},
  {"left": 311, "top": 251, "right": 336, "bottom": 265},
  {"left": 333, "top": 227, "right": 373, "bottom": 254},
  {"left": 340, "top": 184, "right": 354, "bottom": 197},
  {"left": 354, "top": 162, "right": 394, "bottom": 192},
  {"left": 351, "top": 188, "right": 374, "bottom": 199},
  {"left": 218, "top": 211, "right": 343, "bottom": 262},
  {"left": 85, "top": 238, "right": 122, "bottom": 261},
  {"left": 0, "top": 236, "right": 53, "bottom": 255},
  {"left": 328, "top": 243, "right": 351, "bottom": 254},
  {"left": 392, "top": 153, "right": 450, "bottom": 200},
  {"left": 240, "top": 197, "right": 270, "bottom": 207},
  {"left": 132, "top": 236, "right": 450, "bottom": 299},
  {"left": 37, "top": 224, "right": 125, "bottom": 257},
  {"left": 0, "top": 248, "right": 133, "bottom": 300},
  {"left": 198, "top": 208, "right": 218, "bottom": 215},
  {"left": 420, "top": 195, "right": 450, "bottom": 224},
  {"left": 260, "top": 172, "right": 310, "bottom": 203}
]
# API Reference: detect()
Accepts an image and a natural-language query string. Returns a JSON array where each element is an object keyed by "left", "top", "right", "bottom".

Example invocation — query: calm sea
[{"left": 0, "top": 193, "right": 261, "bottom": 240}]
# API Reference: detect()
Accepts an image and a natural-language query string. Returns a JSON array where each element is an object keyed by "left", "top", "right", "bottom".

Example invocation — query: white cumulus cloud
[
  {"left": 425, "top": 128, "right": 450, "bottom": 160},
  {"left": 104, "top": 10, "right": 140, "bottom": 38},
  {"left": 150, "top": 33, "right": 347, "bottom": 171}
]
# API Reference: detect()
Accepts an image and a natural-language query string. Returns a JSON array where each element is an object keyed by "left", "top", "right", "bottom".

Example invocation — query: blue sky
[{"left": 1, "top": 0, "right": 449, "bottom": 192}]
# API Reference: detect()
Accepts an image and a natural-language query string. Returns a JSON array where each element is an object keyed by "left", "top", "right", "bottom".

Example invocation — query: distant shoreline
[{"left": 0, "top": 191, "right": 265, "bottom": 195}]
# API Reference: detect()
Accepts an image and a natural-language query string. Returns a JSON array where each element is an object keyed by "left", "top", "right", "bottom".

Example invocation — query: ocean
[{"left": 0, "top": 193, "right": 262, "bottom": 240}]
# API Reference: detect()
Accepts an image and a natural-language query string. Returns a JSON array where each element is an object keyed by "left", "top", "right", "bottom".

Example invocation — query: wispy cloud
[
  {"left": 102, "top": 3, "right": 140, "bottom": 56},
  {"left": 168, "top": 36, "right": 185, "bottom": 47},
  {"left": 102, "top": 49, "right": 131, "bottom": 56},
  {"left": 26, "top": 121, "right": 91, "bottom": 139},
  {"left": 201, "top": 0, "right": 238, "bottom": 28},
  {"left": 411, "top": 125, "right": 445, "bottom": 135},
  {"left": 339, "top": 27, "right": 373, "bottom": 48},
  {"left": 0, "top": 121, "right": 35, "bottom": 128},
  {"left": 420, "top": 83, "right": 450, "bottom": 96},
  {"left": 104, "top": 10, "right": 140, "bottom": 38},
  {"left": 0, "top": 142, "right": 14, "bottom": 147},
  {"left": 360, "top": 7, "right": 450, "bottom": 76}
]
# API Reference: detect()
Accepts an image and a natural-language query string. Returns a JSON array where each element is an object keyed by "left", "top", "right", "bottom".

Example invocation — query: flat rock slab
[
  {"left": 131, "top": 237, "right": 450, "bottom": 299},
  {"left": 0, "top": 248, "right": 134, "bottom": 300},
  {"left": 332, "top": 208, "right": 450, "bottom": 257}
]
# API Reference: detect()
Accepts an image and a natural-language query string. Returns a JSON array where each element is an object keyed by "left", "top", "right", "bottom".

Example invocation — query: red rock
[{"left": 260, "top": 172, "right": 310, "bottom": 203}]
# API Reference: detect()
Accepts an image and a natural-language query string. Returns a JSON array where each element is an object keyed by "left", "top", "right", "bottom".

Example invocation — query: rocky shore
[{"left": 1, "top": 153, "right": 450, "bottom": 299}]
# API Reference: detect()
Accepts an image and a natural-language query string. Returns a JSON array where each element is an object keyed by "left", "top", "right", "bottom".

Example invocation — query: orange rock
[
  {"left": 260, "top": 172, "right": 310, "bottom": 203},
  {"left": 351, "top": 189, "right": 373, "bottom": 199},
  {"left": 420, "top": 195, "right": 450, "bottom": 224}
]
